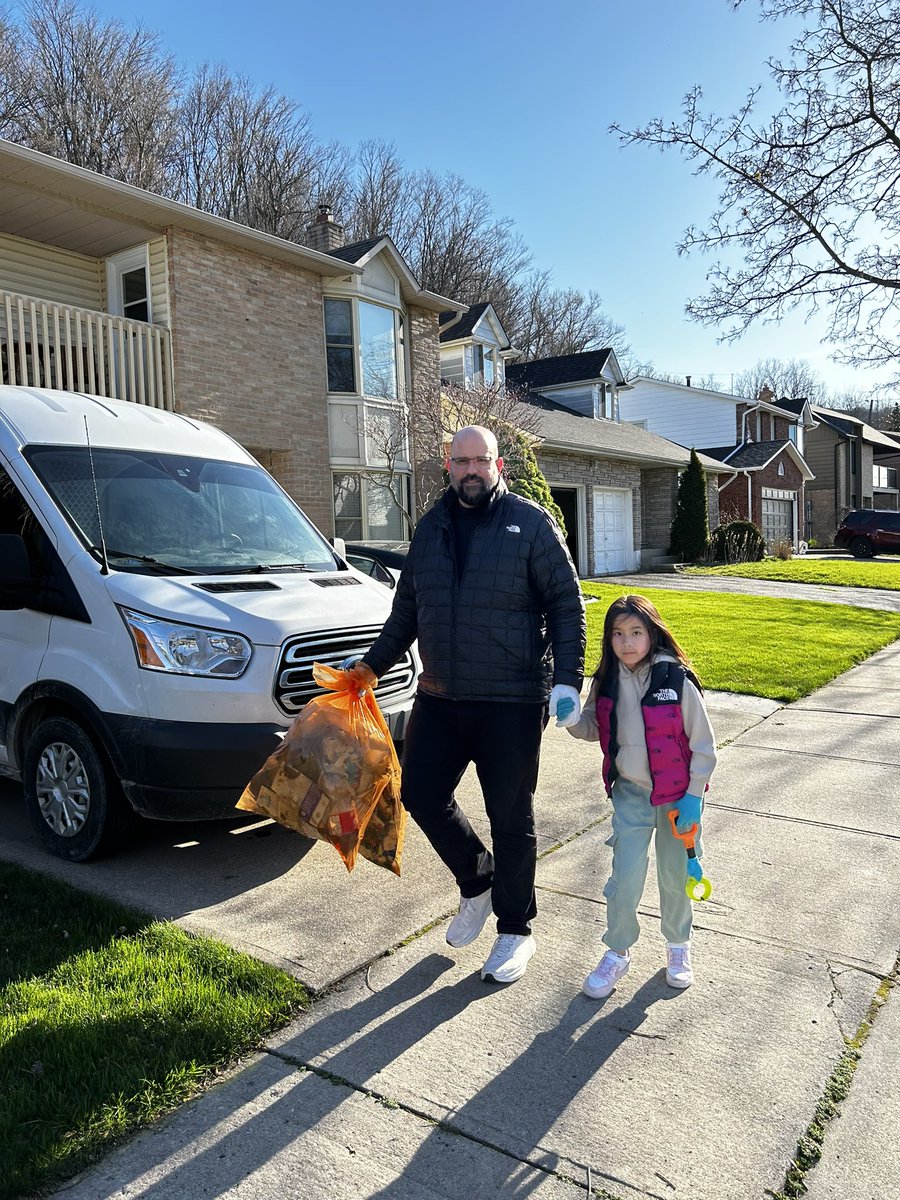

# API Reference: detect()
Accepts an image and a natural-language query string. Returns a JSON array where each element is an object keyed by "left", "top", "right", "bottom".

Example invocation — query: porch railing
[{"left": 1, "top": 288, "right": 174, "bottom": 410}]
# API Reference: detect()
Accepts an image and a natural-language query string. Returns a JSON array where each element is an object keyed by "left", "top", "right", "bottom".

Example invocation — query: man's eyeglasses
[{"left": 449, "top": 455, "right": 493, "bottom": 467}]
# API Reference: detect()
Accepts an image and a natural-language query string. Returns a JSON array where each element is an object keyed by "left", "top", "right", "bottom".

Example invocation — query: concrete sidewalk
[{"left": 43, "top": 655, "right": 900, "bottom": 1200}]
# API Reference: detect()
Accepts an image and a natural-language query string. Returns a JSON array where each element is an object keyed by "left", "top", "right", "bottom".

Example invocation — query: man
[{"left": 346, "top": 425, "right": 585, "bottom": 983}]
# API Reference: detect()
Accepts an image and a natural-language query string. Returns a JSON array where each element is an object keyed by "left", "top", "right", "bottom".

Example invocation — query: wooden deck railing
[{"left": 1, "top": 288, "right": 174, "bottom": 410}]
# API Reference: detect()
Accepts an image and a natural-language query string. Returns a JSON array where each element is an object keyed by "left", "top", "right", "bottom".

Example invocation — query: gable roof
[
  {"left": 438, "top": 302, "right": 491, "bottom": 341},
  {"left": 514, "top": 393, "right": 731, "bottom": 472},
  {"left": 507, "top": 350, "right": 618, "bottom": 391},
  {"left": 326, "top": 237, "right": 384, "bottom": 264},
  {"left": 325, "top": 234, "right": 463, "bottom": 313},
  {"left": 699, "top": 439, "right": 814, "bottom": 479},
  {"left": 811, "top": 405, "right": 900, "bottom": 450}
]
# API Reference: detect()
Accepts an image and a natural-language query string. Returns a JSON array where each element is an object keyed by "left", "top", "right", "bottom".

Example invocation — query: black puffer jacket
[{"left": 364, "top": 480, "right": 586, "bottom": 703}]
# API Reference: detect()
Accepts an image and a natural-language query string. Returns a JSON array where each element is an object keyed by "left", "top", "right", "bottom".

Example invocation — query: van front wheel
[{"left": 23, "top": 718, "right": 126, "bottom": 861}]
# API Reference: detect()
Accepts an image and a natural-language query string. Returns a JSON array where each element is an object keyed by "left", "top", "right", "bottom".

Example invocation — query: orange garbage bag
[{"left": 236, "top": 663, "right": 406, "bottom": 874}]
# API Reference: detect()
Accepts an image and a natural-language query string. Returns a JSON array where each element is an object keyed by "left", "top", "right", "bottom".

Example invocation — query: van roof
[{"left": 0, "top": 386, "right": 250, "bottom": 461}]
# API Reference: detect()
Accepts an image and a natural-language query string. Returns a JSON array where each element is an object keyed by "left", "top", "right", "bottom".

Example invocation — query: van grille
[{"left": 274, "top": 624, "right": 416, "bottom": 717}]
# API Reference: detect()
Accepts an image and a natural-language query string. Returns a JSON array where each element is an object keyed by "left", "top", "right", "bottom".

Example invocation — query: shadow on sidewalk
[
  {"left": 114, "top": 961, "right": 677, "bottom": 1200},
  {"left": 366, "top": 977, "right": 678, "bottom": 1200}
]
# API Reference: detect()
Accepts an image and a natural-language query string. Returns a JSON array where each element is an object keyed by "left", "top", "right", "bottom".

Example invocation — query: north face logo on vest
[
  {"left": 506, "top": 524, "right": 521, "bottom": 533},
  {"left": 653, "top": 688, "right": 678, "bottom": 702}
]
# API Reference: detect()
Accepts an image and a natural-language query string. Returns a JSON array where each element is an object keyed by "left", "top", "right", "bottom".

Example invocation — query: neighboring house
[
  {"left": 775, "top": 399, "right": 900, "bottom": 543},
  {"left": 505, "top": 353, "right": 730, "bottom": 575},
  {"left": 623, "top": 377, "right": 815, "bottom": 549},
  {"left": 438, "top": 302, "right": 518, "bottom": 392},
  {"left": 0, "top": 139, "right": 458, "bottom": 542}
]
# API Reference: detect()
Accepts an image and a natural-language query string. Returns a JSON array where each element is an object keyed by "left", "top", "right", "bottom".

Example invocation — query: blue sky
[{"left": 45, "top": 0, "right": 890, "bottom": 398}]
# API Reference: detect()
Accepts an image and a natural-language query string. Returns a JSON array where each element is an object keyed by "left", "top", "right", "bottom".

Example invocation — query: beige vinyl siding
[
  {"left": 0, "top": 231, "right": 102, "bottom": 310},
  {"left": 147, "top": 237, "right": 170, "bottom": 327}
]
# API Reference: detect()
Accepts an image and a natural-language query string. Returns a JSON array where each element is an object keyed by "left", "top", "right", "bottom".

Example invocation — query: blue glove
[
  {"left": 674, "top": 794, "right": 702, "bottom": 833},
  {"left": 686, "top": 857, "right": 704, "bottom": 883},
  {"left": 549, "top": 684, "right": 581, "bottom": 728},
  {"left": 341, "top": 655, "right": 362, "bottom": 670}
]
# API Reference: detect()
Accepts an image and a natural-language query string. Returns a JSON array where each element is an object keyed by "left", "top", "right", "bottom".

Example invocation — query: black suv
[{"left": 833, "top": 509, "right": 900, "bottom": 557}]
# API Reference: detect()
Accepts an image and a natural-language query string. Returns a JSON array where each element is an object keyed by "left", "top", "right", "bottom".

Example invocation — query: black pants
[{"left": 401, "top": 694, "right": 546, "bottom": 936}]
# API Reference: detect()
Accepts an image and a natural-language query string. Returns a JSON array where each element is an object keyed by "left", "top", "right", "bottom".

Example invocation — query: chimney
[
  {"left": 685, "top": 375, "right": 692, "bottom": 387},
  {"left": 305, "top": 203, "right": 345, "bottom": 254},
  {"left": 758, "top": 383, "right": 774, "bottom": 404}
]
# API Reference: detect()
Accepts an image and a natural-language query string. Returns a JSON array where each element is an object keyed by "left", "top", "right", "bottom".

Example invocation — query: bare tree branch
[{"left": 614, "top": 0, "right": 900, "bottom": 371}]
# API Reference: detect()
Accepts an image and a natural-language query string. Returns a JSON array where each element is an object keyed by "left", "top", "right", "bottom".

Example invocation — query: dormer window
[{"left": 473, "top": 344, "right": 495, "bottom": 388}]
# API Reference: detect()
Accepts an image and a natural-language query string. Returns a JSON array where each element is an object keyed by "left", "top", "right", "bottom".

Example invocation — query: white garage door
[
  {"left": 593, "top": 488, "right": 629, "bottom": 574},
  {"left": 762, "top": 497, "right": 793, "bottom": 548}
]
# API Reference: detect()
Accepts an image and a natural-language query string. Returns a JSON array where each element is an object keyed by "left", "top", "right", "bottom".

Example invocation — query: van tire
[
  {"left": 849, "top": 536, "right": 875, "bottom": 558},
  {"left": 23, "top": 717, "right": 128, "bottom": 861}
]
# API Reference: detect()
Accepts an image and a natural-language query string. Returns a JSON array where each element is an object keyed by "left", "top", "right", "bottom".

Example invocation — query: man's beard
[{"left": 455, "top": 475, "right": 491, "bottom": 505}]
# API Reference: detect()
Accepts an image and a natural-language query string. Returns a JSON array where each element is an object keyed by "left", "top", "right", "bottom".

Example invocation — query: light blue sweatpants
[{"left": 602, "top": 776, "right": 702, "bottom": 951}]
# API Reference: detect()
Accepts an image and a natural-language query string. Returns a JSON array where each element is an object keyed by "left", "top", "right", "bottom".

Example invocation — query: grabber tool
[{"left": 667, "top": 809, "right": 713, "bottom": 901}]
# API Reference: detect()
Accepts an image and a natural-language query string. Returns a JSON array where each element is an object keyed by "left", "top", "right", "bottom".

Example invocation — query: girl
[{"left": 560, "top": 594, "right": 716, "bottom": 998}]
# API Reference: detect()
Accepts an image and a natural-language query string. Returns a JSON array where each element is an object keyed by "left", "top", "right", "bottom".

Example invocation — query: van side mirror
[
  {"left": 0, "top": 534, "right": 32, "bottom": 609},
  {"left": 330, "top": 536, "right": 346, "bottom": 559}
]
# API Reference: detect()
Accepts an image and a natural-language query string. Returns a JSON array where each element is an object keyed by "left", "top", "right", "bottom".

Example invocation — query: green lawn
[
  {"left": 582, "top": 582, "right": 900, "bottom": 701},
  {"left": 0, "top": 863, "right": 309, "bottom": 1200},
  {"left": 683, "top": 557, "right": 900, "bottom": 589}
]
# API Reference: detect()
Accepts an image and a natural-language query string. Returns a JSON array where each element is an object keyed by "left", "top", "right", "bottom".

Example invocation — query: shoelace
[
  {"left": 668, "top": 948, "right": 688, "bottom": 969},
  {"left": 492, "top": 934, "right": 520, "bottom": 955},
  {"left": 594, "top": 954, "right": 627, "bottom": 981}
]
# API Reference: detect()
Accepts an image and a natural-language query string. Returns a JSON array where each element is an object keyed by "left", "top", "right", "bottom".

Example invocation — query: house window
[
  {"left": 359, "top": 301, "right": 398, "bottom": 400},
  {"left": 325, "top": 294, "right": 409, "bottom": 538},
  {"left": 106, "top": 246, "right": 151, "bottom": 323},
  {"left": 325, "top": 299, "right": 355, "bottom": 392},
  {"left": 778, "top": 462, "right": 785, "bottom": 476},
  {"left": 333, "top": 472, "right": 409, "bottom": 541},
  {"left": 325, "top": 297, "right": 403, "bottom": 400}
]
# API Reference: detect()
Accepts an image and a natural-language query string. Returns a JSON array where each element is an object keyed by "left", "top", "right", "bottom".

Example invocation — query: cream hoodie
[{"left": 567, "top": 653, "right": 717, "bottom": 797}]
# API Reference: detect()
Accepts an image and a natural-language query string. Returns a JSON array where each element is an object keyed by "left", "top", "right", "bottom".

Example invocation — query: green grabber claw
[{"left": 667, "top": 809, "right": 713, "bottom": 902}]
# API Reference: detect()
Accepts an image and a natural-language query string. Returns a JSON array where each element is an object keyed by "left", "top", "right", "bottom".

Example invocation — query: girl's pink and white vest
[{"left": 596, "top": 660, "right": 702, "bottom": 806}]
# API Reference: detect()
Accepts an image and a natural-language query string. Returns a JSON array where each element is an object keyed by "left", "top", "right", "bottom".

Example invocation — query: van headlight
[{"left": 119, "top": 608, "right": 252, "bottom": 677}]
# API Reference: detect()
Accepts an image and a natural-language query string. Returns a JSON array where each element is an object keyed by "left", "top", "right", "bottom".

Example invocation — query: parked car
[
  {"left": 833, "top": 509, "right": 900, "bottom": 557},
  {"left": 344, "top": 542, "right": 409, "bottom": 588}
]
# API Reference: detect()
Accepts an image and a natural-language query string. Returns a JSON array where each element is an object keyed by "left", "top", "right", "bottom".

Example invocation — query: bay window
[{"left": 325, "top": 293, "right": 410, "bottom": 540}]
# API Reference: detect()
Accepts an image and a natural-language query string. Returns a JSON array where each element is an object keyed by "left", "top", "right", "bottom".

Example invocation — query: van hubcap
[{"left": 35, "top": 742, "right": 90, "bottom": 836}]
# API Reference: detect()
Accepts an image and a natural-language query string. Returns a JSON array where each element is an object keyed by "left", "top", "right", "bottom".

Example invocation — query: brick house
[
  {"left": 497, "top": 351, "right": 729, "bottom": 575},
  {"left": 623, "top": 378, "right": 814, "bottom": 549},
  {"left": 775, "top": 398, "right": 900, "bottom": 543},
  {"left": 0, "top": 139, "right": 457, "bottom": 540}
]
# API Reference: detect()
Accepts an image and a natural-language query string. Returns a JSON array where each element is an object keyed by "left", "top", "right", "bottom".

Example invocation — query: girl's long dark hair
[{"left": 594, "top": 594, "right": 696, "bottom": 692}]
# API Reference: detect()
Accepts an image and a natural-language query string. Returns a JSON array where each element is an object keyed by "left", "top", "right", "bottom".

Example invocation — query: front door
[
  {"left": 550, "top": 486, "right": 579, "bottom": 572},
  {"left": 592, "top": 488, "right": 630, "bottom": 574}
]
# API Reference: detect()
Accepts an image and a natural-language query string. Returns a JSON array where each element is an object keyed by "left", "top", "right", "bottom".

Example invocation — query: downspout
[{"left": 741, "top": 402, "right": 764, "bottom": 446}]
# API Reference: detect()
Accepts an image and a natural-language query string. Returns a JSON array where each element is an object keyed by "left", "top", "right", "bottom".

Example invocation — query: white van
[{"left": 0, "top": 386, "right": 417, "bottom": 861}]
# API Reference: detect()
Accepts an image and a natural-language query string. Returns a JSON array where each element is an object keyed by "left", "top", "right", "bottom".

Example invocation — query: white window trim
[
  {"left": 105, "top": 245, "right": 151, "bottom": 321},
  {"left": 323, "top": 295, "right": 407, "bottom": 402},
  {"left": 332, "top": 469, "right": 411, "bottom": 541}
]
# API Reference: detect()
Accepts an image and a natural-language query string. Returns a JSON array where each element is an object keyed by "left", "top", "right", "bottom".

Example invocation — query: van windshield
[{"left": 25, "top": 446, "right": 340, "bottom": 575}]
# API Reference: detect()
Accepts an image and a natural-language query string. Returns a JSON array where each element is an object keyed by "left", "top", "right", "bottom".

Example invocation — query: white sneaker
[
  {"left": 665, "top": 942, "right": 693, "bottom": 989},
  {"left": 583, "top": 950, "right": 630, "bottom": 999},
  {"left": 446, "top": 889, "right": 493, "bottom": 948},
  {"left": 480, "top": 933, "right": 536, "bottom": 983}
]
